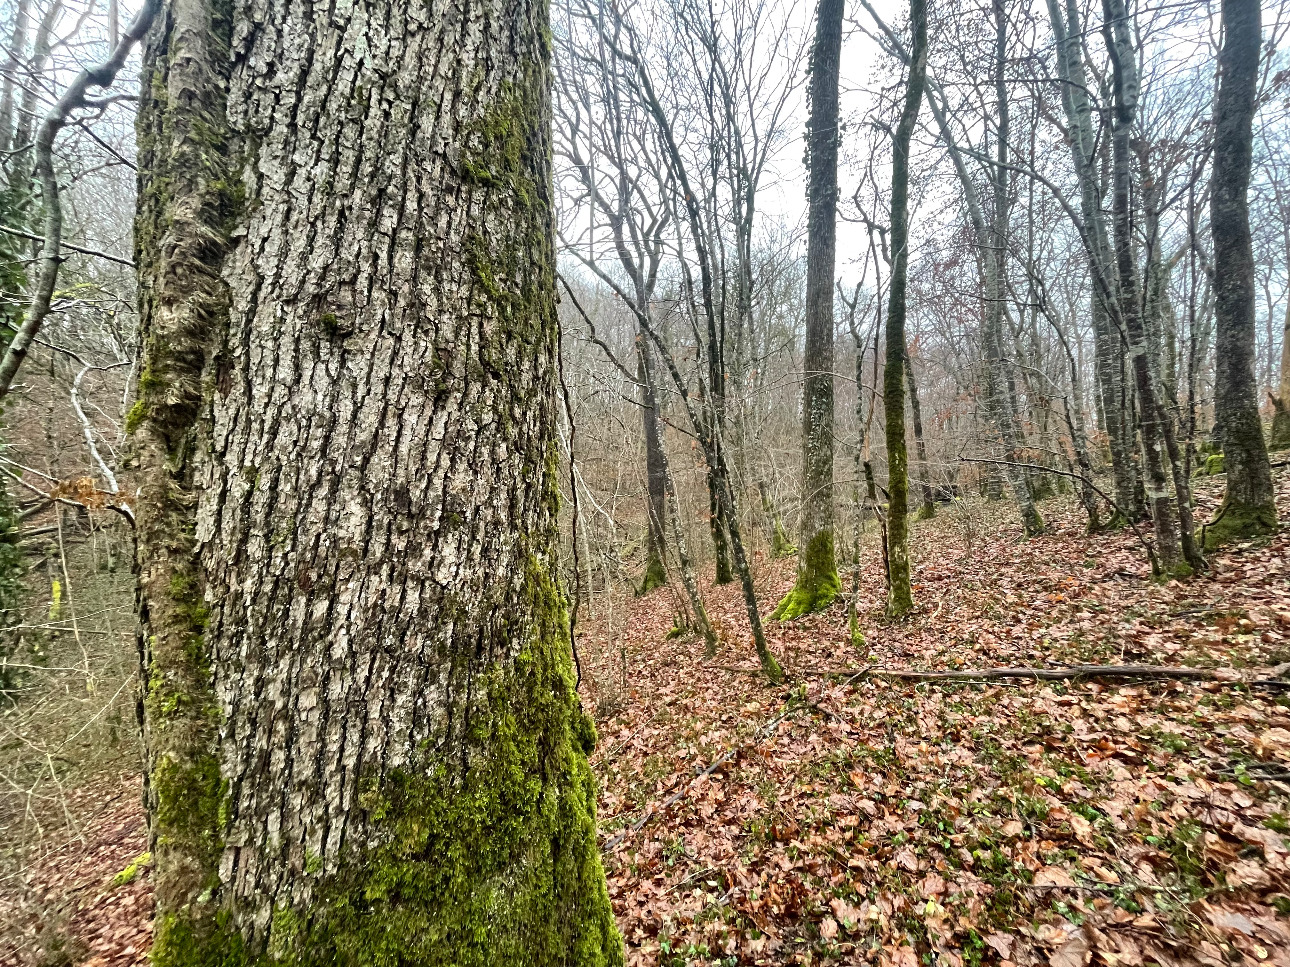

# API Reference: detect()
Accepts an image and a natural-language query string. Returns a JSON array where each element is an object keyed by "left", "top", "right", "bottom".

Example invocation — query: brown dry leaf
[
  {"left": 985, "top": 932, "right": 1014, "bottom": 958},
  {"left": 1254, "top": 728, "right": 1290, "bottom": 761},
  {"left": 830, "top": 896, "right": 862, "bottom": 928},
  {"left": 1205, "top": 908, "right": 1257, "bottom": 936},
  {"left": 1049, "top": 929, "right": 1090, "bottom": 967},
  {"left": 820, "top": 916, "right": 838, "bottom": 941},
  {"left": 1035, "top": 866, "right": 1077, "bottom": 887},
  {"left": 920, "top": 871, "right": 946, "bottom": 896}
]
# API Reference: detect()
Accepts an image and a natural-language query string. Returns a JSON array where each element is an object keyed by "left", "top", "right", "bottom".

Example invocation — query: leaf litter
[{"left": 1, "top": 471, "right": 1288, "bottom": 966}]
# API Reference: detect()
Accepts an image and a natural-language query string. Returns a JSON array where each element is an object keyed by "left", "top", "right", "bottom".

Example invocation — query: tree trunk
[
  {"left": 133, "top": 2, "right": 621, "bottom": 963},
  {"left": 774, "top": 0, "right": 843, "bottom": 621},
  {"left": 0, "top": 0, "right": 31, "bottom": 157},
  {"left": 906, "top": 351, "right": 935, "bottom": 519},
  {"left": 1046, "top": 0, "right": 1139, "bottom": 522},
  {"left": 882, "top": 0, "right": 926, "bottom": 619},
  {"left": 985, "top": 0, "right": 1044, "bottom": 537},
  {"left": 1103, "top": 0, "right": 1187, "bottom": 574},
  {"left": 707, "top": 467, "right": 735, "bottom": 584},
  {"left": 637, "top": 336, "right": 668, "bottom": 594},
  {"left": 758, "top": 480, "right": 795, "bottom": 559},
  {"left": 1271, "top": 297, "right": 1290, "bottom": 450},
  {"left": 1207, "top": 0, "right": 1277, "bottom": 545}
]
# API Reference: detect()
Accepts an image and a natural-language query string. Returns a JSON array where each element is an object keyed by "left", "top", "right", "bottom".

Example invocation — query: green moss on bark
[
  {"left": 1272, "top": 399, "right": 1290, "bottom": 451},
  {"left": 638, "top": 549, "right": 666, "bottom": 595},
  {"left": 771, "top": 530, "right": 841, "bottom": 620},
  {"left": 770, "top": 517, "right": 796, "bottom": 559},
  {"left": 1203, "top": 498, "right": 1278, "bottom": 549},
  {"left": 151, "top": 557, "right": 622, "bottom": 967}
]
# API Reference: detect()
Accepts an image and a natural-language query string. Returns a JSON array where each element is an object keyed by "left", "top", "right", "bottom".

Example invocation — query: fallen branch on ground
[{"left": 707, "top": 663, "right": 1290, "bottom": 684}]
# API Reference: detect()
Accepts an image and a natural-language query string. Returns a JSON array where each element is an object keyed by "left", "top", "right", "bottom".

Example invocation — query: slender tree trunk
[
  {"left": 642, "top": 339, "right": 718, "bottom": 655},
  {"left": 758, "top": 480, "right": 795, "bottom": 559},
  {"left": 133, "top": 2, "right": 621, "bottom": 962},
  {"left": 774, "top": 0, "right": 843, "bottom": 620},
  {"left": 985, "top": 0, "right": 1044, "bottom": 537},
  {"left": 1207, "top": 0, "right": 1277, "bottom": 545},
  {"left": 883, "top": 0, "right": 926, "bottom": 619},
  {"left": 1046, "top": 0, "right": 1139, "bottom": 522},
  {"left": 1271, "top": 296, "right": 1290, "bottom": 449},
  {"left": 1142, "top": 155, "right": 1205, "bottom": 569},
  {"left": 906, "top": 351, "right": 935, "bottom": 519},
  {"left": 1103, "top": 0, "right": 1186, "bottom": 573},
  {"left": 0, "top": 0, "right": 31, "bottom": 157},
  {"left": 707, "top": 464, "right": 734, "bottom": 583},
  {"left": 637, "top": 336, "right": 668, "bottom": 594}
]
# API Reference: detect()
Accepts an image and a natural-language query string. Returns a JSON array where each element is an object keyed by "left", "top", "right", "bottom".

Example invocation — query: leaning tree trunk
[
  {"left": 637, "top": 335, "right": 668, "bottom": 594},
  {"left": 883, "top": 0, "right": 926, "bottom": 619},
  {"left": 774, "top": 0, "right": 843, "bottom": 621},
  {"left": 1207, "top": 0, "right": 1277, "bottom": 546},
  {"left": 133, "top": 2, "right": 621, "bottom": 964}
]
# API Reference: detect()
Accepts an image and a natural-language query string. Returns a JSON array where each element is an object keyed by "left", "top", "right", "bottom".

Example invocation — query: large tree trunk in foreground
[
  {"left": 133, "top": 2, "right": 621, "bottom": 963},
  {"left": 774, "top": 0, "right": 842, "bottom": 620},
  {"left": 883, "top": 0, "right": 926, "bottom": 619},
  {"left": 1207, "top": 0, "right": 1277, "bottom": 545}
]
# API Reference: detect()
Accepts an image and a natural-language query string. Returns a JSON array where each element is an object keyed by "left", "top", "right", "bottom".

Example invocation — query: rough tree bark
[
  {"left": 774, "top": 0, "right": 843, "bottom": 620},
  {"left": 133, "top": 1, "right": 621, "bottom": 963},
  {"left": 1207, "top": 0, "right": 1277, "bottom": 545},
  {"left": 883, "top": 0, "right": 926, "bottom": 619}
]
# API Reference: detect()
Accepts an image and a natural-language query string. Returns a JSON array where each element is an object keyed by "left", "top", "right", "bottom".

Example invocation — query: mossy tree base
[
  {"left": 637, "top": 553, "right": 667, "bottom": 596},
  {"left": 1203, "top": 499, "right": 1278, "bottom": 549},
  {"left": 1269, "top": 403, "right": 1290, "bottom": 451},
  {"left": 771, "top": 532, "right": 840, "bottom": 621}
]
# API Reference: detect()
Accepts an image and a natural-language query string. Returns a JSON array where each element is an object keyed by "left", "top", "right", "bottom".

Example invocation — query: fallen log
[{"left": 706, "top": 662, "right": 1290, "bottom": 684}]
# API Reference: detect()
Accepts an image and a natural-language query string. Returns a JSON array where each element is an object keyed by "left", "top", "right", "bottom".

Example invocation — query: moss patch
[
  {"left": 772, "top": 531, "right": 841, "bottom": 621},
  {"left": 1203, "top": 498, "right": 1278, "bottom": 549}
]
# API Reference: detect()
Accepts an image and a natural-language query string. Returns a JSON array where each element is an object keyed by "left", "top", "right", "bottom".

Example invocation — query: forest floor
[{"left": 2, "top": 467, "right": 1289, "bottom": 967}]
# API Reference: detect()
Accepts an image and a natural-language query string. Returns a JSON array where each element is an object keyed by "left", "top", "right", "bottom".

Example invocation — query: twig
[
  {"left": 0, "top": 0, "right": 161, "bottom": 399},
  {"left": 0, "top": 223, "right": 133, "bottom": 267},
  {"left": 70, "top": 359, "right": 128, "bottom": 495}
]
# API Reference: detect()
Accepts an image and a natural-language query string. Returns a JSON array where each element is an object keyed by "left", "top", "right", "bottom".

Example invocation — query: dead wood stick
[{"left": 706, "top": 663, "right": 1288, "bottom": 684}]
